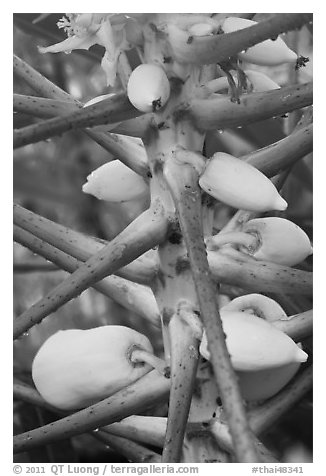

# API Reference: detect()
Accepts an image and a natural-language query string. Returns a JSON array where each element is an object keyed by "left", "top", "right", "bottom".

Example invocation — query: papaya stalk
[
  {"left": 92, "top": 430, "right": 161, "bottom": 463},
  {"left": 13, "top": 13, "right": 312, "bottom": 463},
  {"left": 13, "top": 55, "right": 150, "bottom": 177},
  {"left": 163, "top": 150, "right": 259, "bottom": 462},
  {"left": 13, "top": 225, "right": 160, "bottom": 328},
  {"left": 13, "top": 202, "right": 168, "bottom": 340},
  {"left": 13, "top": 203, "right": 157, "bottom": 285},
  {"left": 13, "top": 369, "right": 170, "bottom": 454}
]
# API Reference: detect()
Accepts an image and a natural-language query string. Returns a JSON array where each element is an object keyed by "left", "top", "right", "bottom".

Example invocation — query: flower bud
[
  {"left": 82, "top": 160, "right": 149, "bottom": 203},
  {"left": 222, "top": 17, "right": 297, "bottom": 66},
  {"left": 199, "top": 152, "right": 287, "bottom": 212},
  {"left": 241, "top": 217, "right": 313, "bottom": 266},
  {"left": 127, "top": 64, "right": 171, "bottom": 113},
  {"left": 199, "top": 311, "right": 307, "bottom": 371},
  {"left": 32, "top": 326, "right": 154, "bottom": 410}
]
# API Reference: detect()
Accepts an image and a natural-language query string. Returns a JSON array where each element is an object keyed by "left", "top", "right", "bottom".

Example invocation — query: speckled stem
[
  {"left": 13, "top": 369, "right": 170, "bottom": 454},
  {"left": 13, "top": 202, "right": 168, "bottom": 340}
]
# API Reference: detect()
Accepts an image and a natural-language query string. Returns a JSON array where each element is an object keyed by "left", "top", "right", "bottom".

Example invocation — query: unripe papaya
[
  {"left": 240, "top": 217, "right": 313, "bottom": 266},
  {"left": 199, "top": 152, "right": 287, "bottom": 212},
  {"left": 127, "top": 64, "right": 171, "bottom": 113},
  {"left": 237, "top": 361, "right": 301, "bottom": 401},
  {"left": 32, "top": 326, "right": 154, "bottom": 410},
  {"left": 199, "top": 311, "right": 307, "bottom": 371}
]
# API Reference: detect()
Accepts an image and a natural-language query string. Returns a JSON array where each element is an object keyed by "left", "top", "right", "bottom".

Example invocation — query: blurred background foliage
[{"left": 13, "top": 13, "right": 313, "bottom": 463}]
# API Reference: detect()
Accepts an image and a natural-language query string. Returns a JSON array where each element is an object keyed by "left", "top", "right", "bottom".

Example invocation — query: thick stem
[
  {"left": 13, "top": 203, "right": 168, "bottom": 339},
  {"left": 13, "top": 54, "right": 79, "bottom": 104},
  {"left": 164, "top": 150, "right": 259, "bottom": 462},
  {"left": 208, "top": 250, "right": 312, "bottom": 296},
  {"left": 162, "top": 311, "right": 200, "bottom": 462},
  {"left": 13, "top": 94, "right": 77, "bottom": 118},
  {"left": 244, "top": 124, "right": 313, "bottom": 177},
  {"left": 13, "top": 93, "right": 141, "bottom": 149},
  {"left": 13, "top": 370, "right": 170, "bottom": 454},
  {"left": 186, "top": 82, "right": 312, "bottom": 131}
]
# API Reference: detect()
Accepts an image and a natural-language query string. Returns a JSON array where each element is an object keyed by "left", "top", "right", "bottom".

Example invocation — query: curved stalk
[
  {"left": 206, "top": 231, "right": 258, "bottom": 251},
  {"left": 131, "top": 349, "right": 168, "bottom": 375},
  {"left": 13, "top": 369, "right": 170, "bottom": 454},
  {"left": 13, "top": 203, "right": 168, "bottom": 339},
  {"left": 164, "top": 149, "right": 259, "bottom": 462},
  {"left": 206, "top": 77, "right": 229, "bottom": 93}
]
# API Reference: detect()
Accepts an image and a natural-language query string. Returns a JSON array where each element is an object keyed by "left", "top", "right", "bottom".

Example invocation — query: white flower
[{"left": 38, "top": 13, "right": 130, "bottom": 86}]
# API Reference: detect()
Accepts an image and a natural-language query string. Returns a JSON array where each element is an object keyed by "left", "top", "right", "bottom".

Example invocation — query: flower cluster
[{"left": 39, "top": 13, "right": 133, "bottom": 86}]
